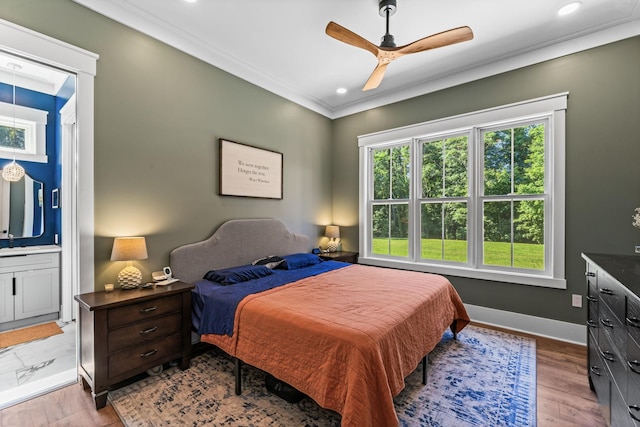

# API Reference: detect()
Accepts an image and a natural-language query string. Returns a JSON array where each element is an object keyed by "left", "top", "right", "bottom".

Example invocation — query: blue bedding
[{"left": 192, "top": 260, "right": 349, "bottom": 336}]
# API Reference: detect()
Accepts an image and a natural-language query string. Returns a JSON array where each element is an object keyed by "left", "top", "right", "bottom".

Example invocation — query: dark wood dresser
[
  {"left": 74, "top": 281, "right": 194, "bottom": 409},
  {"left": 583, "top": 253, "right": 640, "bottom": 426}
]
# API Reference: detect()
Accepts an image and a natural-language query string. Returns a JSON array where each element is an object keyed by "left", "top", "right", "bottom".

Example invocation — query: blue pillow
[
  {"left": 203, "top": 264, "right": 273, "bottom": 285},
  {"left": 279, "top": 253, "right": 323, "bottom": 270}
]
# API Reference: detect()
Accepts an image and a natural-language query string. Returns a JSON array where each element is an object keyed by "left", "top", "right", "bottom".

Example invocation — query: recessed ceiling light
[
  {"left": 558, "top": 1, "right": 581, "bottom": 16},
  {"left": 336, "top": 88, "right": 347, "bottom": 95},
  {"left": 184, "top": 0, "right": 197, "bottom": 3}
]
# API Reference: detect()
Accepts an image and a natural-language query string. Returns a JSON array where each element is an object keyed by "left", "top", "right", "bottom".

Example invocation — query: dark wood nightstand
[
  {"left": 74, "top": 281, "right": 194, "bottom": 409},
  {"left": 319, "top": 251, "right": 359, "bottom": 264}
]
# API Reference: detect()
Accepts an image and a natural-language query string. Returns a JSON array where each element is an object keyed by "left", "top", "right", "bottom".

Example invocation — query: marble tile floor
[{"left": 0, "top": 321, "right": 77, "bottom": 409}]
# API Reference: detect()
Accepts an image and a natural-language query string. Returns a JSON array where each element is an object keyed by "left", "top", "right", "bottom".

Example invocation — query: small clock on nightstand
[{"left": 318, "top": 251, "right": 358, "bottom": 264}]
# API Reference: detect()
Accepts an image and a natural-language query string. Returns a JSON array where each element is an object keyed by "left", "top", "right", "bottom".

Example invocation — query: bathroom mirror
[{"left": 0, "top": 173, "right": 44, "bottom": 238}]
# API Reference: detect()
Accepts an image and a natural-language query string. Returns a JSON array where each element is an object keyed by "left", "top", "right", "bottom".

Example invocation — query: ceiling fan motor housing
[{"left": 379, "top": 0, "right": 397, "bottom": 16}]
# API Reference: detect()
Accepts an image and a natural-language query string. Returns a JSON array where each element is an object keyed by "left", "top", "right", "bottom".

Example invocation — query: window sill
[
  {"left": 358, "top": 256, "right": 567, "bottom": 289},
  {"left": 0, "top": 153, "right": 47, "bottom": 163}
]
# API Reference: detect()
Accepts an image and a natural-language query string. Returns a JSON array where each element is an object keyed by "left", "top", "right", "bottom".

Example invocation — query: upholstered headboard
[{"left": 170, "top": 219, "right": 311, "bottom": 284}]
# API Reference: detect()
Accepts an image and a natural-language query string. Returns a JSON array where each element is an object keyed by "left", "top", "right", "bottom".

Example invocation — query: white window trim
[
  {"left": 0, "top": 101, "right": 48, "bottom": 163},
  {"left": 358, "top": 93, "right": 567, "bottom": 289}
]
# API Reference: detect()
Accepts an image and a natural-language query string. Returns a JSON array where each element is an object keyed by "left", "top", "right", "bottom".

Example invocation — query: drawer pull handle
[
  {"left": 599, "top": 288, "right": 614, "bottom": 295},
  {"left": 628, "top": 317, "right": 640, "bottom": 328},
  {"left": 630, "top": 405, "right": 640, "bottom": 422},
  {"left": 585, "top": 272, "right": 595, "bottom": 277},
  {"left": 600, "top": 318, "right": 614, "bottom": 328},
  {"left": 600, "top": 350, "right": 615, "bottom": 362},
  {"left": 586, "top": 296, "right": 598, "bottom": 302},
  {"left": 140, "top": 349, "right": 158, "bottom": 358},
  {"left": 586, "top": 320, "right": 598, "bottom": 328},
  {"left": 628, "top": 360, "right": 640, "bottom": 375},
  {"left": 140, "top": 327, "right": 158, "bottom": 335},
  {"left": 140, "top": 306, "right": 158, "bottom": 313},
  {"left": 590, "top": 365, "right": 602, "bottom": 376}
]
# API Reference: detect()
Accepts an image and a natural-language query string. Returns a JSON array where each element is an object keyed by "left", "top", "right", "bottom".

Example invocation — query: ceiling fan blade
[
  {"left": 326, "top": 21, "right": 379, "bottom": 57},
  {"left": 363, "top": 62, "right": 389, "bottom": 91},
  {"left": 397, "top": 26, "right": 473, "bottom": 55}
]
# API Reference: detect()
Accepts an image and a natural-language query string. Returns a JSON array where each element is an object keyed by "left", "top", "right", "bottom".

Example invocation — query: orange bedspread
[{"left": 202, "top": 264, "right": 470, "bottom": 427}]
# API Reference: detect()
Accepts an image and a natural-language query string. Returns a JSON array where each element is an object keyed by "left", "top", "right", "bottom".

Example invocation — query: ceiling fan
[{"left": 325, "top": 0, "right": 474, "bottom": 91}]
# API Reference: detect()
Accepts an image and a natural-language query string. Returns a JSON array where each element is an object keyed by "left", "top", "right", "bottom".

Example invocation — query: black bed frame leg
[
  {"left": 234, "top": 357, "right": 242, "bottom": 395},
  {"left": 451, "top": 319, "right": 458, "bottom": 340},
  {"left": 422, "top": 354, "right": 428, "bottom": 385}
]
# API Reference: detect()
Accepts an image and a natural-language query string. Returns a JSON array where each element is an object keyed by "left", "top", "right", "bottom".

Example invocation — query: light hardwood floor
[{"left": 0, "top": 323, "right": 606, "bottom": 426}]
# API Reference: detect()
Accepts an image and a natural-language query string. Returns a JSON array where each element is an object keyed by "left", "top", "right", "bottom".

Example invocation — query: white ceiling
[
  {"left": 15, "top": 1, "right": 640, "bottom": 118},
  {"left": 0, "top": 52, "right": 69, "bottom": 96}
]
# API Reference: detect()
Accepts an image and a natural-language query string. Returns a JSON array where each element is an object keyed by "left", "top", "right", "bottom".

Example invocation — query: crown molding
[{"left": 72, "top": 1, "right": 640, "bottom": 119}]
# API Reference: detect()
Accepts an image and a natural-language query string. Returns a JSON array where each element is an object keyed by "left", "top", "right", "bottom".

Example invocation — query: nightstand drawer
[
  {"left": 108, "top": 313, "right": 182, "bottom": 353},
  {"left": 109, "top": 333, "right": 182, "bottom": 380},
  {"left": 108, "top": 294, "right": 181, "bottom": 329}
]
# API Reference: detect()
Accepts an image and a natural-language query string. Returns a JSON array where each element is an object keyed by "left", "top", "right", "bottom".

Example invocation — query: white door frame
[
  {"left": 0, "top": 18, "right": 98, "bottom": 298},
  {"left": 59, "top": 94, "right": 77, "bottom": 322}
]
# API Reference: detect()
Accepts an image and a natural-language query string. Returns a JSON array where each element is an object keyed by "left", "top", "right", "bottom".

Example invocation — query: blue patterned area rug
[{"left": 109, "top": 325, "right": 536, "bottom": 426}]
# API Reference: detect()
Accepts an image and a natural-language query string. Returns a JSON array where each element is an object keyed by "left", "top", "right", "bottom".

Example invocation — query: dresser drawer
[
  {"left": 589, "top": 331, "right": 611, "bottom": 418},
  {"left": 108, "top": 313, "right": 182, "bottom": 353},
  {"left": 599, "top": 298, "right": 627, "bottom": 393},
  {"left": 588, "top": 296, "right": 599, "bottom": 332},
  {"left": 108, "top": 333, "right": 182, "bottom": 380},
  {"left": 108, "top": 294, "right": 181, "bottom": 329},
  {"left": 599, "top": 271, "right": 626, "bottom": 323},
  {"left": 628, "top": 297, "right": 640, "bottom": 344},
  {"left": 613, "top": 381, "right": 636, "bottom": 427},
  {"left": 626, "top": 375, "right": 640, "bottom": 426},
  {"left": 600, "top": 328, "right": 627, "bottom": 397},
  {"left": 600, "top": 300, "right": 627, "bottom": 352}
]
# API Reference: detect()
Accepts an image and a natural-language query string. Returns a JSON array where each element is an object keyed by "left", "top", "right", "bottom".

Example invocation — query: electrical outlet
[
  {"left": 635, "top": 245, "right": 640, "bottom": 254},
  {"left": 572, "top": 294, "right": 582, "bottom": 308}
]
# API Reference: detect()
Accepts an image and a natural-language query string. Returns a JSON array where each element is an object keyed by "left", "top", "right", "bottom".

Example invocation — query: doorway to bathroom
[{"left": 0, "top": 18, "right": 97, "bottom": 409}]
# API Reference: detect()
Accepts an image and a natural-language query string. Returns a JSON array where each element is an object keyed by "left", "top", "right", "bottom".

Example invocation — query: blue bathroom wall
[{"left": 0, "top": 79, "right": 72, "bottom": 248}]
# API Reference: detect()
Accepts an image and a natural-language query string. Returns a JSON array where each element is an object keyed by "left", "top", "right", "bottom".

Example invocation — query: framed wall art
[{"left": 219, "top": 138, "right": 283, "bottom": 199}]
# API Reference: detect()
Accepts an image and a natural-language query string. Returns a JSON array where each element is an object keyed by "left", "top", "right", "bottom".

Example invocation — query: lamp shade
[
  {"left": 325, "top": 225, "right": 340, "bottom": 240},
  {"left": 110, "top": 237, "right": 148, "bottom": 261}
]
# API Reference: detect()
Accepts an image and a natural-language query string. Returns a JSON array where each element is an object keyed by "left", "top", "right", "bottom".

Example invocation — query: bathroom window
[{"left": 0, "top": 102, "right": 48, "bottom": 163}]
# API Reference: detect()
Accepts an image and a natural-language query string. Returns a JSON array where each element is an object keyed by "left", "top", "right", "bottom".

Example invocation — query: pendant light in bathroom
[{"left": 2, "top": 63, "right": 25, "bottom": 182}]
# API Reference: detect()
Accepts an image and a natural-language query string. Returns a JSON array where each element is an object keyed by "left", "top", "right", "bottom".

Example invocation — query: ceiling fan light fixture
[{"left": 558, "top": 2, "right": 581, "bottom": 16}]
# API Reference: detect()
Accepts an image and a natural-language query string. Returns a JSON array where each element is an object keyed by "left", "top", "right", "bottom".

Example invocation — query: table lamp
[
  {"left": 325, "top": 225, "right": 340, "bottom": 252},
  {"left": 110, "top": 236, "right": 148, "bottom": 289}
]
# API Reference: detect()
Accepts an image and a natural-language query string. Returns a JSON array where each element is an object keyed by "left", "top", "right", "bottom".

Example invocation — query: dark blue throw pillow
[
  {"left": 279, "top": 253, "right": 323, "bottom": 270},
  {"left": 203, "top": 264, "right": 273, "bottom": 285}
]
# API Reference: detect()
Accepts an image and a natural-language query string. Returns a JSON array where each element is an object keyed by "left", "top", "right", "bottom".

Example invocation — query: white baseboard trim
[{"left": 465, "top": 303, "right": 587, "bottom": 346}]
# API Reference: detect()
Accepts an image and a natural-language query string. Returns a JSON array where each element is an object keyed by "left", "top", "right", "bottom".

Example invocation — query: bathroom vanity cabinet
[{"left": 0, "top": 249, "right": 60, "bottom": 329}]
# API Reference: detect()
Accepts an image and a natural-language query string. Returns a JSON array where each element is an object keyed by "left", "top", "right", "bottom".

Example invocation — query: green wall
[
  {"left": 3, "top": 1, "right": 640, "bottom": 326},
  {"left": 332, "top": 37, "right": 640, "bottom": 325},
  {"left": 0, "top": 0, "right": 334, "bottom": 289}
]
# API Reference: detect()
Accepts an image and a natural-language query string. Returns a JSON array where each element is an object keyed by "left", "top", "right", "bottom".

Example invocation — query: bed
[{"left": 170, "top": 219, "right": 470, "bottom": 427}]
